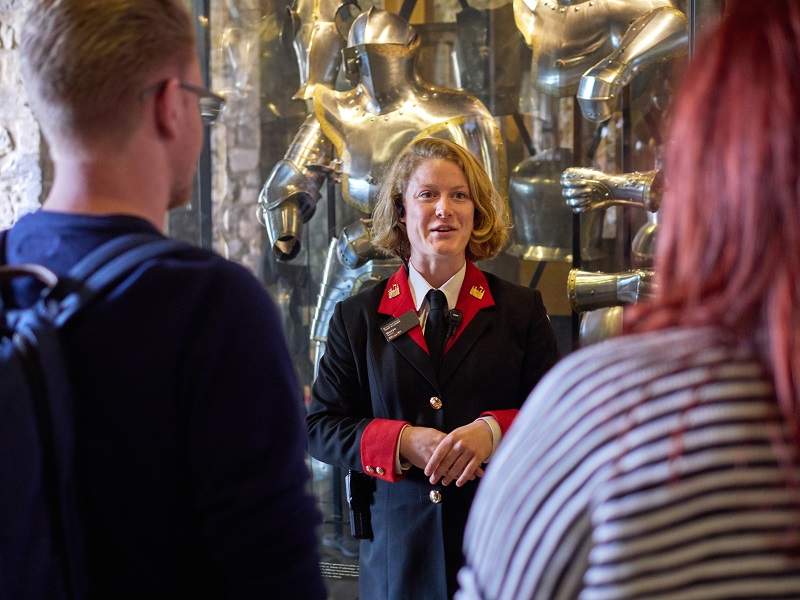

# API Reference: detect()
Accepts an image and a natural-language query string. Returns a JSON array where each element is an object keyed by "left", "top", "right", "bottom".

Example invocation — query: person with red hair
[{"left": 457, "top": 1, "right": 800, "bottom": 598}]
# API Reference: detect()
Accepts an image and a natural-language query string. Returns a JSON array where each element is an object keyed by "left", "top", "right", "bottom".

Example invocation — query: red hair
[{"left": 627, "top": 0, "right": 800, "bottom": 437}]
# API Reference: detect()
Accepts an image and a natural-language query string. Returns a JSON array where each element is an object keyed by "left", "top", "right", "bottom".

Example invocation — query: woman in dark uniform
[{"left": 307, "top": 137, "right": 559, "bottom": 599}]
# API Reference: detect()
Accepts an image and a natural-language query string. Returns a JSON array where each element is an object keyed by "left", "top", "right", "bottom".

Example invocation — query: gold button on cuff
[
  {"left": 429, "top": 396, "right": 443, "bottom": 410},
  {"left": 366, "top": 466, "right": 375, "bottom": 473},
  {"left": 429, "top": 490, "right": 442, "bottom": 504},
  {"left": 376, "top": 467, "right": 385, "bottom": 475}
]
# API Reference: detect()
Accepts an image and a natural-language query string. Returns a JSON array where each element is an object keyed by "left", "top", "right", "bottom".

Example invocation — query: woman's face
[{"left": 402, "top": 158, "right": 475, "bottom": 266}]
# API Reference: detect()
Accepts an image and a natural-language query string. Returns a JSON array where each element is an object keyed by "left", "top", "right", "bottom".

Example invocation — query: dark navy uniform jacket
[
  {"left": 5, "top": 210, "right": 325, "bottom": 600},
  {"left": 308, "top": 262, "right": 559, "bottom": 599}
]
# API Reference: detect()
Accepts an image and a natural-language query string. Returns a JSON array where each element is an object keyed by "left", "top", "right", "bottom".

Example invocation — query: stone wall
[{"left": 0, "top": 0, "right": 45, "bottom": 229}]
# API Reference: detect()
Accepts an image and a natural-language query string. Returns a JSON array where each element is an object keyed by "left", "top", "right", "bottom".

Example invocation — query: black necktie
[{"left": 425, "top": 289, "right": 448, "bottom": 373}]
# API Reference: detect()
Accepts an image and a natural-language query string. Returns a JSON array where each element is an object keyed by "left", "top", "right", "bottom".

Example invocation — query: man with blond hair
[{"left": 5, "top": 1, "right": 326, "bottom": 598}]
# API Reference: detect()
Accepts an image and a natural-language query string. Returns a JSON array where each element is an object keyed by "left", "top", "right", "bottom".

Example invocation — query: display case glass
[{"left": 186, "top": 1, "right": 724, "bottom": 596}]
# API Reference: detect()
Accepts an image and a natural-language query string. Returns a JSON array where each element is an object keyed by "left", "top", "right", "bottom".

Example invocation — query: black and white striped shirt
[{"left": 458, "top": 327, "right": 800, "bottom": 600}]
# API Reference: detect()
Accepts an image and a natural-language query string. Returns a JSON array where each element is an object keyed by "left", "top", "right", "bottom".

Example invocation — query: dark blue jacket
[
  {"left": 6, "top": 211, "right": 325, "bottom": 600},
  {"left": 308, "top": 263, "right": 559, "bottom": 599}
]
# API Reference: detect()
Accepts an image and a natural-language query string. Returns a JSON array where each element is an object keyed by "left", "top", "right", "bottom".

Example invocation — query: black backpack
[{"left": 0, "top": 231, "right": 187, "bottom": 600}]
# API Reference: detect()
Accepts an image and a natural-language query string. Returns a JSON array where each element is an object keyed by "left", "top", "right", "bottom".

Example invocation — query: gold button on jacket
[
  {"left": 429, "top": 396, "right": 443, "bottom": 410},
  {"left": 429, "top": 489, "right": 442, "bottom": 504}
]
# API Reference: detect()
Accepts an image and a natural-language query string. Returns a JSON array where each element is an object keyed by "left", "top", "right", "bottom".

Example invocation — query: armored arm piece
[
  {"left": 561, "top": 167, "right": 662, "bottom": 213},
  {"left": 337, "top": 219, "right": 391, "bottom": 269},
  {"left": 568, "top": 268, "right": 656, "bottom": 312},
  {"left": 311, "top": 239, "right": 400, "bottom": 373},
  {"left": 258, "top": 114, "right": 334, "bottom": 261},
  {"left": 577, "top": 6, "right": 688, "bottom": 122}
]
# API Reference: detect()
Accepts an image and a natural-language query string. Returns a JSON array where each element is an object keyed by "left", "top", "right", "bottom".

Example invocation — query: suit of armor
[
  {"left": 259, "top": 8, "right": 505, "bottom": 364},
  {"left": 508, "top": 0, "right": 685, "bottom": 265},
  {"left": 513, "top": 0, "right": 686, "bottom": 106},
  {"left": 508, "top": 0, "right": 686, "bottom": 345}
]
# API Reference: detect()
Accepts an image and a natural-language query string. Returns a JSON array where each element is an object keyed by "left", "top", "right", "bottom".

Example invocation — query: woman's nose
[{"left": 435, "top": 197, "right": 452, "bottom": 218}]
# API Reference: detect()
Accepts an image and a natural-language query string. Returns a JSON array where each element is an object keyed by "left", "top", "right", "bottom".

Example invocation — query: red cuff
[
  {"left": 360, "top": 418, "right": 410, "bottom": 482},
  {"left": 480, "top": 409, "right": 518, "bottom": 434}
]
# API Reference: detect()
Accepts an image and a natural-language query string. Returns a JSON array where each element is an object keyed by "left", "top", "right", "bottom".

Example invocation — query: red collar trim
[
  {"left": 377, "top": 262, "right": 494, "bottom": 354},
  {"left": 378, "top": 265, "right": 416, "bottom": 317},
  {"left": 446, "top": 261, "right": 494, "bottom": 351},
  {"left": 378, "top": 265, "right": 427, "bottom": 351}
]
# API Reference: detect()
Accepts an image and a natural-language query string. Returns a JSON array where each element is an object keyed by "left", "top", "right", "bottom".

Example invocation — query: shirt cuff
[
  {"left": 480, "top": 409, "right": 518, "bottom": 434},
  {"left": 476, "top": 416, "right": 501, "bottom": 461},
  {"left": 395, "top": 424, "right": 412, "bottom": 474}
]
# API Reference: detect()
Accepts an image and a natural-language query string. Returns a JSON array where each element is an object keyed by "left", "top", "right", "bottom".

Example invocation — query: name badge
[{"left": 380, "top": 310, "right": 419, "bottom": 342}]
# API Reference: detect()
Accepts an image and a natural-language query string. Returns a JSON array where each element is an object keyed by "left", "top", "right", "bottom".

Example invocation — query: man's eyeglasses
[
  {"left": 179, "top": 82, "right": 226, "bottom": 125},
  {"left": 141, "top": 80, "right": 226, "bottom": 126}
]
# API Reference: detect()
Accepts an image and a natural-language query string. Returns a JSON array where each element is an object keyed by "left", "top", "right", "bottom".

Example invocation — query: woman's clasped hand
[{"left": 401, "top": 421, "right": 493, "bottom": 487}]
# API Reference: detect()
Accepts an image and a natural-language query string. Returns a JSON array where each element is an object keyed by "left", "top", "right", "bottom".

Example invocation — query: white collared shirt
[{"left": 407, "top": 260, "right": 466, "bottom": 332}]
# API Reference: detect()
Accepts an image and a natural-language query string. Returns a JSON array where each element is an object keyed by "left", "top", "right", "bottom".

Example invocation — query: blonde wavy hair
[{"left": 372, "top": 138, "right": 509, "bottom": 261}]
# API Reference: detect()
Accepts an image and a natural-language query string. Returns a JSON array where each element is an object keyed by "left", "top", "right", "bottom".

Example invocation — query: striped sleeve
[{"left": 457, "top": 327, "right": 800, "bottom": 600}]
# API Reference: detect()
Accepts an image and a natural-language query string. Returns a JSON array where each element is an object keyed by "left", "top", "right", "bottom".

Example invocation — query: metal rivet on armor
[
  {"left": 429, "top": 490, "right": 442, "bottom": 504},
  {"left": 430, "top": 396, "right": 443, "bottom": 410}
]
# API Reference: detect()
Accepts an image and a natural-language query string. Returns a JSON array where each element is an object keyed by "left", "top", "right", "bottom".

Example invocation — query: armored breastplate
[
  {"left": 314, "top": 86, "right": 503, "bottom": 212},
  {"left": 513, "top": 0, "right": 674, "bottom": 96}
]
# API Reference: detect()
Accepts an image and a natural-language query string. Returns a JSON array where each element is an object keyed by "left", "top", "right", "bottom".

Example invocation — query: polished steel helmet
[{"left": 346, "top": 7, "right": 417, "bottom": 48}]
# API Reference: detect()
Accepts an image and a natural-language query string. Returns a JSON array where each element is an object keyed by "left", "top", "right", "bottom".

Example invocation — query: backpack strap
[
  {"left": 0, "top": 229, "right": 14, "bottom": 311},
  {"left": 0, "top": 229, "right": 7, "bottom": 265},
  {"left": 66, "top": 233, "right": 164, "bottom": 282},
  {"left": 52, "top": 233, "right": 190, "bottom": 326}
]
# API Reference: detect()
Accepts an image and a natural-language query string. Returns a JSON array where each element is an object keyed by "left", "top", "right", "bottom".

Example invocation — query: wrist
[
  {"left": 475, "top": 418, "right": 492, "bottom": 437},
  {"left": 398, "top": 425, "right": 412, "bottom": 458},
  {"left": 476, "top": 416, "right": 502, "bottom": 460},
  {"left": 474, "top": 419, "right": 494, "bottom": 454},
  {"left": 395, "top": 424, "right": 412, "bottom": 474}
]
